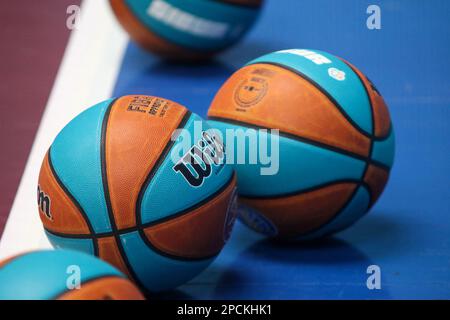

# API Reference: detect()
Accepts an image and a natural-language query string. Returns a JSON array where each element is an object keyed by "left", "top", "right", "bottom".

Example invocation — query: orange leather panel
[
  {"left": 105, "top": 96, "right": 188, "bottom": 230},
  {"left": 363, "top": 164, "right": 390, "bottom": 206},
  {"left": 97, "top": 236, "right": 132, "bottom": 279},
  {"left": 58, "top": 276, "right": 144, "bottom": 300},
  {"left": 208, "top": 63, "right": 371, "bottom": 157},
  {"left": 37, "top": 152, "right": 90, "bottom": 235},
  {"left": 343, "top": 60, "right": 391, "bottom": 139},
  {"left": 109, "top": 0, "right": 214, "bottom": 60},
  {"left": 143, "top": 174, "right": 237, "bottom": 259},
  {"left": 240, "top": 182, "right": 358, "bottom": 238}
]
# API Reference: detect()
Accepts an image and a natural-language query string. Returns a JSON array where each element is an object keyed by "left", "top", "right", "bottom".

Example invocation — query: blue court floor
[{"left": 113, "top": 0, "right": 450, "bottom": 299}]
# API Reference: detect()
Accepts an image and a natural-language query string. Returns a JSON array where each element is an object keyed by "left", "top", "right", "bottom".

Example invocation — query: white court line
[{"left": 0, "top": 0, "right": 128, "bottom": 259}]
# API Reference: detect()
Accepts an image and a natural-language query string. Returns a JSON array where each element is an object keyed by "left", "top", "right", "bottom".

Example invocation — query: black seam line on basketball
[
  {"left": 44, "top": 173, "right": 234, "bottom": 245},
  {"left": 341, "top": 61, "right": 374, "bottom": 169},
  {"left": 342, "top": 60, "right": 375, "bottom": 161},
  {"left": 342, "top": 60, "right": 393, "bottom": 141},
  {"left": 134, "top": 110, "right": 192, "bottom": 229},
  {"left": 296, "top": 185, "right": 362, "bottom": 239},
  {"left": 133, "top": 110, "right": 223, "bottom": 262},
  {"left": 210, "top": 0, "right": 262, "bottom": 9},
  {"left": 239, "top": 178, "right": 363, "bottom": 200},
  {"left": 44, "top": 172, "right": 234, "bottom": 244},
  {"left": 247, "top": 61, "right": 383, "bottom": 141},
  {"left": 341, "top": 60, "right": 376, "bottom": 200},
  {"left": 294, "top": 178, "right": 372, "bottom": 239},
  {"left": 311, "top": 183, "right": 372, "bottom": 239},
  {"left": 143, "top": 172, "right": 235, "bottom": 228},
  {"left": 134, "top": 110, "right": 224, "bottom": 262},
  {"left": 207, "top": 115, "right": 391, "bottom": 171},
  {"left": 44, "top": 228, "right": 97, "bottom": 239},
  {"left": 301, "top": 175, "right": 372, "bottom": 239},
  {"left": 100, "top": 98, "right": 144, "bottom": 288},
  {"left": 51, "top": 275, "right": 125, "bottom": 300},
  {"left": 47, "top": 149, "right": 99, "bottom": 256},
  {"left": 136, "top": 172, "right": 235, "bottom": 262},
  {"left": 360, "top": 181, "right": 374, "bottom": 205}
]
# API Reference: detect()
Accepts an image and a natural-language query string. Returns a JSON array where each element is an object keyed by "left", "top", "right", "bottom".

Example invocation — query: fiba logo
[
  {"left": 234, "top": 77, "right": 268, "bottom": 109},
  {"left": 173, "top": 131, "right": 225, "bottom": 187},
  {"left": 37, "top": 185, "right": 53, "bottom": 221}
]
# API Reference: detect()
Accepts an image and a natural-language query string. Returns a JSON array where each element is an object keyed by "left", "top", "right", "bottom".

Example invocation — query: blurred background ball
[
  {"left": 110, "top": 0, "right": 264, "bottom": 60},
  {"left": 0, "top": 250, "right": 144, "bottom": 300},
  {"left": 208, "top": 49, "right": 395, "bottom": 239},
  {"left": 38, "top": 95, "right": 237, "bottom": 292}
]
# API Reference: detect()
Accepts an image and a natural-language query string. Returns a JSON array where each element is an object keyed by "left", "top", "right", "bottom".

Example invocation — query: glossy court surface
[{"left": 113, "top": 0, "right": 450, "bottom": 299}]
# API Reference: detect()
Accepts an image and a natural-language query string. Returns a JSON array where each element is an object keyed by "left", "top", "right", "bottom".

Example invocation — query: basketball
[
  {"left": 37, "top": 95, "right": 237, "bottom": 292},
  {"left": 109, "top": 0, "right": 263, "bottom": 60},
  {"left": 0, "top": 250, "right": 144, "bottom": 300},
  {"left": 207, "top": 49, "right": 395, "bottom": 239}
]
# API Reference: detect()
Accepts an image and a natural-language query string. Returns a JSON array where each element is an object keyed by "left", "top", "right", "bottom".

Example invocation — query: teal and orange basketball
[
  {"left": 37, "top": 95, "right": 237, "bottom": 292},
  {"left": 0, "top": 250, "right": 144, "bottom": 300},
  {"left": 208, "top": 49, "right": 395, "bottom": 239},
  {"left": 109, "top": 0, "right": 263, "bottom": 60}
]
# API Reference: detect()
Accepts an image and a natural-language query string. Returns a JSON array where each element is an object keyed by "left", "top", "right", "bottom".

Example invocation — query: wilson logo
[
  {"left": 277, "top": 49, "right": 332, "bottom": 65},
  {"left": 147, "top": 0, "right": 229, "bottom": 39},
  {"left": 173, "top": 131, "right": 225, "bottom": 187},
  {"left": 37, "top": 185, "right": 53, "bottom": 220}
]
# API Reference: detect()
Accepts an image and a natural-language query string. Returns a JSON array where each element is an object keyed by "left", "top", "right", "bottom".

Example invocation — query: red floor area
[{"left": 0, "top": 0, "right": 80, "bottom": 236}]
